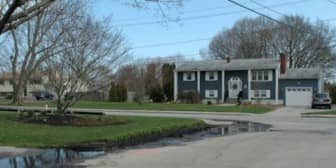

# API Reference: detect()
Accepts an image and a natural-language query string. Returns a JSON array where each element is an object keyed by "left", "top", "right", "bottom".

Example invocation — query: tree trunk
[{"left": 11, "top": 83, "right": 24, "bottom": 105}]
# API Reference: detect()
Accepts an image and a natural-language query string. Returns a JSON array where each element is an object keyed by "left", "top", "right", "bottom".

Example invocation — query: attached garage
[
  {"left": 279, "top": 68, "right": 321, "bottom": 106},
  {"left": 285, "top": 87, "right": 313, "bottom": 107}
]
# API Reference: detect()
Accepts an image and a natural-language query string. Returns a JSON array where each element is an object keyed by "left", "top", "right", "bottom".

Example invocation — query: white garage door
[{"left": 285, "top": 87, "right": 313, "bottom": 106}]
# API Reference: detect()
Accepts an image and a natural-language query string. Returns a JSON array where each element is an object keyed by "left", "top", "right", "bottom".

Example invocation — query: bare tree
[
  {"left": 0, "top": 0, "right": 55, "bottom": 34},
  {"left": 209, "top": 15, "right": 336, "bottom": 67},
  {"left": 116, "top": 64, "right": 141, "bottom": 92},
  {"left": 209, "top": 17, "right": 277, "bottom": 59},
  {"left": 1, "top": 0, "right": 83, "bottom": 104},
  {"left": 1, "top": 0, "right": 182, "bottom": 105},
  {"left": 144, "top": 62, "right": 161, "bottom": 94},
  {"left": 45, "top": 14, "right": 129, "bottom": 114},
  {"left": 125, "top": 0, "right": 183, "bottom": 20},
  {"left": 275, "top": 16, "right": 335, "bottom": 69},
  {"left": 0, "top": 0, "right": 184, "bottom": 35}
]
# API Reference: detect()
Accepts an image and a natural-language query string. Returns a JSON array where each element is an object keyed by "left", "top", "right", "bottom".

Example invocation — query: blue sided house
[{"left": 173, "top": 54, "right": 323, "bottom": 106}]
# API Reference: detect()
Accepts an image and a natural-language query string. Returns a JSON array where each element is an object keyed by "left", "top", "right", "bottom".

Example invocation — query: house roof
[
  {"left": 280, "top": 68, "right": 321, "bottom": 79},
  {"left": 0, "top": 72, "right": 47, "bottom": 80},
  {"left": 176, "top": 58, "right": 279, "bottom": 71}
]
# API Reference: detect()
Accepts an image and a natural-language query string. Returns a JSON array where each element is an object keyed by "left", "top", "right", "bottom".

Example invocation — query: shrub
[
  {"left": 109, "top": 82, "right": 127, "bottom": 102},
  {"left": 178, "top": 91, "right": 201, "bottom": 104},
  {"left": 133, "top": 92, "right": 144, "bottom": 105},
  {"left": 5, "top": 94, "right": 12, "bottom": 100},
  {"left": 149, "top": 85, "right": 165, "bottom": 103}
]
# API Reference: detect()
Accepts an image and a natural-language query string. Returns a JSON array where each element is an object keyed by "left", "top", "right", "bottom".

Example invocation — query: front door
[{"left": 228, "top": 77, "right": 242, "bottom": 98}]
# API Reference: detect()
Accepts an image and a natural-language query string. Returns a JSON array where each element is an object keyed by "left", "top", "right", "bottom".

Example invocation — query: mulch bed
[{"left": 18, "top": 114, "right": 129, "bottom": 127}]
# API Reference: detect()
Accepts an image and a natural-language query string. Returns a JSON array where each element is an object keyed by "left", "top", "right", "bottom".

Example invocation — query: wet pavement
[{"left": 0, "top": 120, "right": 270, "bottom": 168}]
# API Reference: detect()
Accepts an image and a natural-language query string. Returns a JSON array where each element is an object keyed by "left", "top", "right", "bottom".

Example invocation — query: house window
[
  {"left": 0, "top": 79, "right": 4, "bottom": 85},
  {"left": 205, "top": 90, "right": 218, "bottom": 99},
  {"left": 251, "top": 90, "right": 270, "bottom": 99},
  {"left": 252, "top": 70, "right": 272, "bottom": 81},
  {"left": 257, "top": 71, "right": 263, "bottom": 80},
  {"left": 206, "top": 71, "right": 218, "bottom": 81},
  {"left": 252, "top": 72, "right": 257, "bottom": 80},
  {"left": 183, "top": 72, "right": 195, "bottom": 81}
]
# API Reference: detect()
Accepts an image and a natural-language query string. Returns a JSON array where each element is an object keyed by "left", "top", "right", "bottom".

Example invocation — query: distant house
[
  {"left": 174, "top": 54, "right": 323, "bottom": 106},
  {"left": 0, "top": 73, "right": 89, "bottom": 100},
  {"left": 0, "top": 73, "right": 49, "bottom": 99}
]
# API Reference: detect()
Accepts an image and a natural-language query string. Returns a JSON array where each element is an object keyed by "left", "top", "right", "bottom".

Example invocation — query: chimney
[
  {"left": 280, "top": 53, "right": 288, "bottom": 74},
  {"left": 226, "top": 57, "right": 231, "bottom": 63}
]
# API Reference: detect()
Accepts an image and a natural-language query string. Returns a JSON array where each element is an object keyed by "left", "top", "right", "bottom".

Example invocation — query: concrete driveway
[{"left": 78, "top": 107, "right": 336, "bottom": 168}]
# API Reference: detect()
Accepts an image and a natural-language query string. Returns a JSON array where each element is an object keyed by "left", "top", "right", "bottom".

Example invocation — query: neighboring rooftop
[
  {"left": 0, "top": 72, "right": 48, "bottom": 80},
  {"left": 176, "top": 58, "right": 279, "bottom": 71},
  {"left": 280, "top": 68, "right": 321, "bottom": 79}
]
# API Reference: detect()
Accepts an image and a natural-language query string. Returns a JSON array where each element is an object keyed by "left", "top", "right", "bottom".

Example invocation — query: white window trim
[
  {"left": 251, "top": 70, "right": 272, "bottom": 82},
  {"left": 251, "top": 90, "right": 271, "bottom": 99},
  {"left": 205, "top": 71, "right": 218, "bottom": 81},
  {"left": 183, "top": 72, "right": 195, "bottom": 81},
  {"left": 205, "top": 89, "right": 218, "bottom": 99}
]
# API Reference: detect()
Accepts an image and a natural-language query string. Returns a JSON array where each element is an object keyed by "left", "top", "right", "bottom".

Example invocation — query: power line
[
  {"left": 250, "top": 0, "right": 285, "bottom": 16},
  {"left": 131, "top": 16, "right": 336, "bottom": 49},
  {"left": 227, "top": 0, "right": 290, "bottom": 26},
  {"left": 115, "top": 5, "right": 235, "bottom": 23},
  {"left": 115, "top": 0, "right": 258, "bottom": 23},
  {"left": 129, "top": 0, "right": 336, "bottom": 50},
  {"left": 328, "top": 0, "right": 336, "bottom": 5},
  {"left": 227, "top": 0, "right": 336, "bottom": 48},
  {"left": 132, "top": 38, "right": 210, "bottom": 49},
  {"left": 115, "top": 0, "right": 311, "bottom": 27}
]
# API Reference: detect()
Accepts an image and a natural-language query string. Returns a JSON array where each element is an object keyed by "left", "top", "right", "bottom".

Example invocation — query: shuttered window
[
  {"left": 251, "top": 90, "right": 271, "bottom": 99},
  {"left": 205, "top": 90, "right": 218, "bottom": 98},
  {"left": 205, "top": 71, "right": 218, "bottom": 81},
  {"left": 183, "top": 72, "right": 195, "bottom": 81}
]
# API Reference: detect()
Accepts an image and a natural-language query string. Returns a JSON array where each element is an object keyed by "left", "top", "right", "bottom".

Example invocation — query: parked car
[
  {"left": 312, "top": 93, "right": 332, "bottom": 109},
  {"left": 33, "top": 91, "right": 54, "bottom": 100}
]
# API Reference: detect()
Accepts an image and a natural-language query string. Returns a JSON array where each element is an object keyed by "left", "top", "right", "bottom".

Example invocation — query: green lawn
[
  {"left": 0, "top": 100, "right": 273, "bottom": 114},
  {"left": 302, "top": 110, "right": 336, "bottom": 115},
  {"left": 0, "top": 111, "right": 205, "bottom": 148}
]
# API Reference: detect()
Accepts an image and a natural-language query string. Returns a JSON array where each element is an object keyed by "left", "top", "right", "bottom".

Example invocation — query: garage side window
[
  {"left": 251, "top": 70, "right": 272, "bottom": 81},
  {"left": 251, "top": 90, "right": 270, "bottom": 99},
  {"left": 183, "top": 72, "right": 195, "bottom": 81}
]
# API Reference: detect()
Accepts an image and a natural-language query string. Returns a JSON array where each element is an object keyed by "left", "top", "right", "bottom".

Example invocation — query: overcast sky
[{"left": 92, "top": 0, "right": 336, "bottom": 61}]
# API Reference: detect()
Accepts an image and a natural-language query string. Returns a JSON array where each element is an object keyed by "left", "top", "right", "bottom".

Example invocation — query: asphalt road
[{"left": 76, "top": 107, "right": 336, "bottom": 168}]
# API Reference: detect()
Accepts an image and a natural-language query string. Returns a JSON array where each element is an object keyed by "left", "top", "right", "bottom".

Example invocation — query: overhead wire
[
  {"left": 115, "top": 0, "right": 311, "bottom": 27},
  {"left": 130, "top": 0, "right": 336, "bottom": 59}
]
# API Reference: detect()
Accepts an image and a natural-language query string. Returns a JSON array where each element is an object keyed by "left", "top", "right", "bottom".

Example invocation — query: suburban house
[
  {"left": 0, "top": 73, "right": 89, "bottom": 100},
  {"left": 174, "top": 54, "right": 323, "bottom": 106},
  {"left": 0, "top": 73, "right": 49, "bottom": 99}
]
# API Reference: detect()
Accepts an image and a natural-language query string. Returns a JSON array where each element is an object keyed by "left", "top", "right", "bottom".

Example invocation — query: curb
[
  {"left": 301, "top": 114, "right": 336, "bottom": 118},
  {"left": 0, "top": 105, "right": 252, "bottom": 116}
]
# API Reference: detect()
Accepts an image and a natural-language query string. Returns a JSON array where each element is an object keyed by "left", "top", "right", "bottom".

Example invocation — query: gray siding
[
  {"left": 279, "top": 79, "right": 319, "bottom": 102},
  {"left": 225, "top": 70, "right": 248, "bottom": 99},
  {"left": 251, "top": 70, "right": 276, "bottom": 99},
  {"left": 200, "top": 71, "right": 222, "bottom": 100},
  {"left": 177, "top": 71, "right": 197, "bottom": 93}
]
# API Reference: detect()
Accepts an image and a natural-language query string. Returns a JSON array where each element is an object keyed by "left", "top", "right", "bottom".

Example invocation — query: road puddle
[
  {"left": 138, "top": 120, "right": 271, "bottom": 147},
  {"left": 0, "top": 120, "right": 270, "bottom": 168}
]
